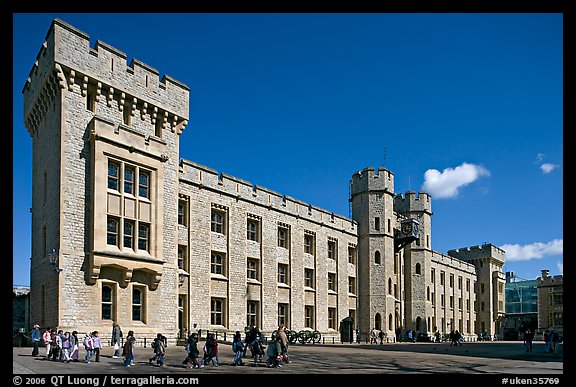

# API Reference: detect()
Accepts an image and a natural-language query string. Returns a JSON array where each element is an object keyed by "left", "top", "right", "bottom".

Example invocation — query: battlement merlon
[
  {"left": 23, "top": 18, "right": 189, "bottom": 120},
  {"left": 350, "top": 167, "right": 395, "bottom": 197},
  {"left": 447, "top": 243, "right": 506, "bottom": 266},
  {"left": 393, "top": 191, "right": 432, "bottom": 215},
  {"left": 179, "top": 158, "right": 357, "bottom": 232},
  {"left": 537, "top": 270, "right": 563, "bottom": 287}
]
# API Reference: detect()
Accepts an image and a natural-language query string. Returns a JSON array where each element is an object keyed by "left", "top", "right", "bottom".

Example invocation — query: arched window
[
  {"left": 415, "top": 262, "right": 421, "bottom": 275},
  {"left": 375, "top": 313, "right": 382, "bottom": 330},
  {"left": 102, "top": 285, "right": 113, "bottom": 320},
  {"left": 388, "top": 314, "right": 393, "bottom": 331},
  {"left": 416, "top": 316, "right": 422, "bottom": 331},
  {"left": 375, "top": 250, "right": 381, "bottom": 264},
  {"left": 388, "top": 278, "right": 392, "bottom": 295}
]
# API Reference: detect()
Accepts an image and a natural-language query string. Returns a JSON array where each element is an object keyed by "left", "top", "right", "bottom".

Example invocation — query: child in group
[
  {"left": 231, "top": 331, "right": 244, "bottom": 366},
  {"left": 149, "top": 333, "right": 166, "bottom": 366},
  {"left": 184, "top": 332, "right": 201, "bottom": 369}
]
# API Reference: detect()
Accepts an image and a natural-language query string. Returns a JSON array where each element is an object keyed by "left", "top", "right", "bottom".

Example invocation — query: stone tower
[
  {"left": 393, "top": 191, "right": 433, "bottom": 333},
  {"left": 350, "top": 167, "right": 398, "bottom": 338},
  {"left": 23, "top": 19, "right": 189, "bottom": 336}
]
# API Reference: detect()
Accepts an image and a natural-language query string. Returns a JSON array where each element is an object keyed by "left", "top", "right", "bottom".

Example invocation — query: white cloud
[
  {"left": 536, "top": 153, "right": 545, "bottom": 163},
  {"left": 540, "top": 163, "right": 558, "bottom": 174},
  {"left": 557, "top": 262, "right": 563, "bottom": 275},
  {"left": 500, "top": 239, "right": 563, "bottom": 262},
  {"left": 421, "top": 162, "right": 490, "bottom": 199}
]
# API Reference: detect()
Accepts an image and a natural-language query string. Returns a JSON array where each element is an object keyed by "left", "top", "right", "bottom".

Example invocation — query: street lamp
[{"left": 47, "top": 248, "right": 62, "bottom": 273}]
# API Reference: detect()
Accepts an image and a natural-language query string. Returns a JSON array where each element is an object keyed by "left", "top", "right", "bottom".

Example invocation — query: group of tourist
[{"left": 29, "top": 322, "right": 290, "bottom": 370}]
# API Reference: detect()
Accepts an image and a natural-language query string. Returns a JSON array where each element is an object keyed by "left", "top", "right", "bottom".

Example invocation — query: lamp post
[{"left": 47, "top": 248, "right": 62, "bottom": 273}]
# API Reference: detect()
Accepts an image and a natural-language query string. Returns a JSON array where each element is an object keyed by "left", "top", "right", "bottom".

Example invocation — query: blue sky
[{"left": 12, "top": 13, "right": 563, "bottom": 286}]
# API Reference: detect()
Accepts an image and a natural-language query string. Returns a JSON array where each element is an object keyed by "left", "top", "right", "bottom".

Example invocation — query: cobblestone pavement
[{"left": 13, "top": 340, "right": 563, "bottom": 375}]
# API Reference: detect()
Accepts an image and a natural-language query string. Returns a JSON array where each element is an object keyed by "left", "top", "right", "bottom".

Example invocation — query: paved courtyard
[{"left": 13, "top": 340, "right": 563, "bottom": 375}]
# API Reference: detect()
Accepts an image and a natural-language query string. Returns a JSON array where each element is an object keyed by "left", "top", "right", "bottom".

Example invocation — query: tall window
[
  {"left": 124, "top": 166, "right": 135, "bottom": 195},
  {"left": 375, "top": 217, "right": 380, "bottom": 231},
  {"left": 247, "top": 258, "right": 259, "bottom": 280},
  {"left": 247, "top": 302, "right": 258, "bottom": 327},
  {"left": 415, "top": 263, "right": 421, "bottom": 274},
  {"left": 278, "top": 264, "right": 288, "bottom": 285},
  {"left": 348, "top": 245, "right": 356, "bottom": 265},
  {"left": 304, "top": 235, "right": 313, "bottom": 254},
  {"left": 328, "top": 273, "right": 337, "bottom": 291},
  {"left": 178, "top": 199, "right": 188, "bottom": 226},
  {"left": 327, "top": 240, "right": 336, "bottom": 259},
  {"left": 348, "top": 277, "right": 356, "bottom": 294},
  {"left": 108, "top": 161, "right": 120, "bottom": 190},
  {"left": 107, "top": 217, "right": 119, "bottom": 247},
  {"left": 440, "top": 271, "right": 445, "bottom": 286},
  {"left": 211, "top": 209, "right": 225, "bottom": 234},
  {"left": 305, "top": 306, "right": 314, "bottom": 328},
  {"left": 132, "top": 287, "right": 144, "bottom": 321},
  {"left": 450, "top": 274, "right": 454, "bottom": 288},
  {"left": 328, "top": 308, "right": 337, "bottom": 329},
  {"left": 304, "top": 269, "right": 315, "bottom": 288},
  {"left": 123, "top": 220, "right": 135, "bottom": 249},
  {"left": 106, "top": 159, "right": 153, "bottom": 254},
  {"left": 458, "top": 276, "right": 463, "bottom": 290},
  {"left": 375, "top": 250, "right": 381, "bottom": 264},
  {"left": 278, "top": 304, "right": 289, "bottom": 327},
  {"left": 211, "top": 252, "right": 225, "bottom": 275},
  {"left": 102, "top": 285, "right": 113, "bottom": 320},
  {"left": 211, "top": 298, "right": 224, "bottom": 325},
  {"left": 278, "top": 226, "right": 288, "bottom": 248},
  {"left": 247, "top": 219, "right": 258, "bottom": 241},
  {"left": 138, "top": 170, "right": 150, "bottom": 199},
  {"left": 178, "top": 245, "right": 188, "bottom": 270},
  {"left": 431, "top": 268, "right": 435, "bottom": 283},
  {"left": 138, "top": 223, "right": 150, "bottom": 252}
]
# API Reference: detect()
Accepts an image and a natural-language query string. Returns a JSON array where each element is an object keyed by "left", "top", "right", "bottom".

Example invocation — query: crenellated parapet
[
  {"left": 350, "top": 167, "right": 395, "bottom": 197},
  {"left": 393, "top": 191, "right": 432, "bottom": 215},
  {"left": 537, "top": 270, "right": 563, "bottom": 287},
  {"left": 22, "top": 18, "right": 189, "bottom": 137},
  {"left": 179, "top": 158, "right": 357, "bottom": 234},
  {"left": 447, "top": 243, "right": 505, "bottom": 266}
]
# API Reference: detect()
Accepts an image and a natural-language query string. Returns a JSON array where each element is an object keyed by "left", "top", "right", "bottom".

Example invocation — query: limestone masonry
[{"left": 23, "top": 19, "right": 505, "bottom": 342}]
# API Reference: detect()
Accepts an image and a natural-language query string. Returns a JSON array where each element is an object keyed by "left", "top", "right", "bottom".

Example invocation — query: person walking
[
  {"left": 276, "top": 324, "right": 289, "bottom": 363},
  {"left": 122, "top": 331, "right": 136, "bottom": 367},
  {"left": 92, "top": 331, "right": 102, "bottom": 362},
  {"left": 184, "top": 332, "right": 201, "bottom": 369},
  {"left": 111, "top": 322, "right": 123, "bottom": 359},
  {"left": 378, "top": 329, "right": 385, "bottom": 345},
  {"left": 69, "top": 331, "right": 79, "bottom": 361},
  {"left": 523, "top": 328, "right": 534, "bottom": 352},
  {"left": 83, "top": 332, "right": 94, "bottom": 364},
  {"left": 31, "top": 324, "right": 41, "bottom": 357},
  {"left": 42, "top": 327, "right": 52, "bottom": 358},
  {"left": 370, "top": 327, "right": 378, "bottom": 344},
  {"left": 149, "top": 333, "right": 166, "bottom": 366},
  {"left": 231, "top": 331, "right": 244, "bottom": 366},
  {"left": 544, "top": 329, "right": 551, "bottom": 353}
]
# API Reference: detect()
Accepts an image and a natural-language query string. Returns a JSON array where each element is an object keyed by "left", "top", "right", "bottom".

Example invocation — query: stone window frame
[
  {"left": 348, "top": 276, "right": 356, "bottom": 295},
  {"left": 304, "top": 268, "right": 315, "bottom": 289},
  {"left": 211, "top": 251, "right": 226, "bottom": 277},
  {"left": 211, "top": 298, "right": 226, "bottom": 326},
  {"left": 328, "top": 307, "right": 337, "bottom": 329},
  {"left": 304, "top": 305, "right": 315, "bottom": 329},
  {"left": 278, "top": 303, "right": 289, "bottom": 327},
  {"left": 101, "top": 282, "right": 116, "bottom": 321},
  {"left": 247, "top": 257, "right": 260, "bottom": 281},
  {"left": 106, "top": 158, "right": 153, "bottom": 255},
  {"left": 328, "top": 272, "right": 337, "bottom": 292},
  {"left": 327, "top": 237, "right": 337, "bottom": 260},
  {"left": 278, "top": 263, "right": 289, "bottom": 285},
  {"left": 246, "top": 301, "right": 259, "bottom": 327},
  {"left": 247, "top": 214, "right": 261, "bottom": 242},
  {"left": 131, "top": 284, "right": 146, "bottom": 322},
  {"left": 211, "top": 204, "right": 228, "bottom": 234}
]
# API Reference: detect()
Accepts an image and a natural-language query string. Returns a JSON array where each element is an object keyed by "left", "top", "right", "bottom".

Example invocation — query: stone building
[
  {"left": 536, "top": 270, "right": 563, "bottom": 336},
  {"left": 22, "top": 18, "right": 505, "bottom": 342}
]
